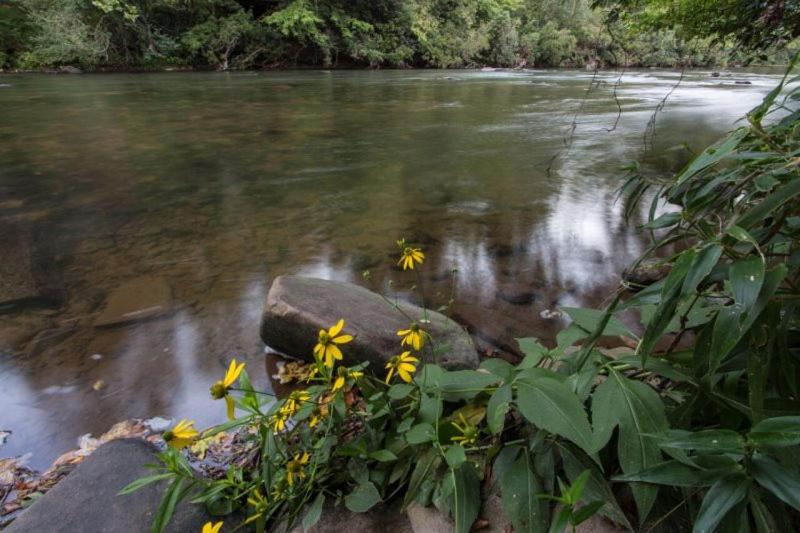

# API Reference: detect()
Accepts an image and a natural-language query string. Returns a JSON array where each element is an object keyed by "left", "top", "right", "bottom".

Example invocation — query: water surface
[{"left": 0, "top": 68, "right": 781, "bottom": 468}]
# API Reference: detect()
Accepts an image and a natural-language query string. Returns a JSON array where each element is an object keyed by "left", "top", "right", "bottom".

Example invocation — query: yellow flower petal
[
  {"left": 202, "top": 521, "right": 224, "bottom": 533},
  {"left": 332, "top": 376, "right": 345, "bottom": 392},
  {"left": 328, "top": 319, "right": 344, "bottom": 337},
  {"left": 332, "top": 334, "right": 353, "bottom": 344}
]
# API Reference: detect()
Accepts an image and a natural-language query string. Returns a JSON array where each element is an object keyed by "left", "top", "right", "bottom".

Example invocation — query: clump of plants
[{"left": 126, "top": 58, "right": 800, "bottom": 532}]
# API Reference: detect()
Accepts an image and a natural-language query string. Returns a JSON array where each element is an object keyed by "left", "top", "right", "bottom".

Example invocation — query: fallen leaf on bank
[
  {"left": 273, "top": 360, "right": 314, "bottom": 384},
  {"left": 92, "top": 380, "right": 106, "bottom": 391}
]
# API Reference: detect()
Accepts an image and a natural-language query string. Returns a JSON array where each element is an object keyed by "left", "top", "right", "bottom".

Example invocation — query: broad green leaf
[
  {"left": 748, "top": 416, "right": 800, "bottom": 448},
  {"left": 750, "top": 455, "right": 800, "bottom": 511},
  {"left": 369, "top": 449, "right": 398, "bottom": 462},
  {"left": 388, "top": 383, "right": 414, "bottom": 400},
  {"left": 517, "top": 337, "right": 548, "bottom": 368},
  {"left": 693, "top": 474, "right": 750, "bottom": 533},
  {"left": 152, "top": 477, "right": 185, "bottom": 533},
  {"left": 480, "top": 358, "right": 515, "bottom": 382},
  {"left": 487, "top": 384, "right": 512, "bottom": 434},
  {"left": 592, "top": 369, "right": 667, "bottom": 522},
  {"left": 406, "top": 423, "right": 435, "bottom": 444},
  {"left": 515, "top": 376, "right": 595, "bottom": 458},
  {"left": 660, "top": 429, "right": 745, "bottom": 454},
  {"left": 726, "top": 225, "right": 759, "bottom": 247},
  {"left": 445, "top": 445, "right": 467, "bottom": 468},
  {"left": 730, "top": 256, "right": 765, "bottom": 309},
  {"left": 754, "top": 174, "right": 780, "bottom": 192},
  {"left": 558, "top": 443, "right": 632, "bottom": 530},
  {"left": 403, "top": 447, "right": 440, "bottom": 508},
  {"left": 561, "top": 307, "right": 632, "bottom": 337},
  {"left": 492, "top": 445, "right": 522, "bottom": 487},
  {"left": 613, "top": 460, "right": 731, "bottom": 487},
  {"left": 501, "top": 448, "right": 548, "bottom": 532},
  {"left": 451, "top": 463, "right": 480, "bottom": 533},
  {"left": 436, "top": 370, "right": 499, "bottom": 401},
  {"left": 345, "top": 482, "right": 381, "bottom": 513},
  {"left": 302, "top": 493, "right": 325, "bottom": 531},
  {"left": 736, "top": 177, "right": 800, "bottom": 230},
  {"left": 682, "top": 244, "right": 723, "bottom": 294},
  {"left": 675, "top": 127, "right": 748, "bottom": 185},
  {"left": 642, "top": 211, "right": 681, "bottom": 229}
]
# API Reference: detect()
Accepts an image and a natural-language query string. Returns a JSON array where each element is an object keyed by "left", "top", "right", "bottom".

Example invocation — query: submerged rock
[
  {"left": 260, "top": 276, "right": 479, "bottom": 370},
  {"left": 621, "top": 258, "right": 670, "bottom": 288},
  {"left": 5, "top": 439, "right": 208, "bottom": 532},
  {"left": 94, "top": 276, "right": 173, "bottom": 327}
]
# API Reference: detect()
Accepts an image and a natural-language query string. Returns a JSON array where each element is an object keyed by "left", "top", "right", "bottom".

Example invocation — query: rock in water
[
  {"left": 621, "top": 257, "right": 671, "bottom": 288},
  {"left": 5, "top": 439, "right": 209, "bottom": 532},
  {"left": 94, "top": 276, "right": 173, "bottom": 327},
  {"left": 260, "top": 276, "right": 479, "bottom": 370}
]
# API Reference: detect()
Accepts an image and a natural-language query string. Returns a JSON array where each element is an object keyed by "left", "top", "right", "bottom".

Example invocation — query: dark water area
[{"left": 0, "top": 68, "right": 783, "bottom": 468}]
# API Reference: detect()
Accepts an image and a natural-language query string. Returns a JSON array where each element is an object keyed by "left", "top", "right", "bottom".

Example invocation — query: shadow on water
[{"left": 0, "top": 68, "right": 782, "bottom": 468}]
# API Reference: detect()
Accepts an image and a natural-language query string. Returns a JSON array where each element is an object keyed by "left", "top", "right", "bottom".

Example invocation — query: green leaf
[
  {"left": 642, "top": 211, "right": 681, "bottom": 229},
  {"left": 436, "top": 370, "right": 499, "bottom": 401},
  {"left": 735, "top": 177, "right": 800, "bottom": 230},
  {"left": 501, "top": 449, "right": 548, "bottom": 532},
  {"left": 487, "top": 384, "right": 512, "bottom": 435},
  {"left": 151, "top": 477, "right": 185, "bottom": 533},
  {"left": 613, "top": 460, "right": 731, "bottom": 487},
  {"left": 344, "top": 482, "right": 381, "bottom": 513},
  {"left": 748, "top": 416, "right": 800, "bottom": 447},
  {"left": 754, "top": 174, "right": 780, "bottom": 192},
  {"left": 451, "top": 464, "right": 480, "bottom": 533},
  {"left": 726, "top": 225, "right": 759, "bottom": 248},
  {"left": 561, "top": 307, "right": 632, "bottom": 337},
  {"left": 445, "top": 445, "right": 467, "bottom": 469},
  {"left": 118, "top": 473, "right": 173, "bottom": 495},
  {"left": 591, "top": 369, "right": 667, "bottom": 522},
  {"left": 302, "top": 493, "right": 325, "bottom": 531},
  {"left": 750, "top": 455, "right": 800, "bottom": 511},
  {"left": 515, "top": 376, "right": 596, "bottom": 458},
  {"left": 403, "top": 447, "right": 440, "bottom": 508},
  {"left": 369, "top": 449, "right": 398, "bottom": 462},
  {"left": 480, "top": 358, "right": 515, "bottom": 382},
  {"left": 659, "top": 429, "right": 745, "bottom": 454},
  {"left": 730, "top": 256, "right": 765, "bottom": 309},
  {"left": 682, "top": 244, "right": 723, "bottom": 294},
  {"left": 388, "top": 383, "right": 414, "bottom": 400},
  {"left": 558, "top": 443, "right": 632, "bottom": 530},
  {"left": 406, "top": 423, "right": 435, "bottom": 445},
  {"left": 572, "top": 500, "right": 605, "bottom": 525},
  {"left": 692, "top": 474, "right": 750, "bottom": 533},
  {"left": 675, "top": 127, "right": 748, "bottom": 185}
]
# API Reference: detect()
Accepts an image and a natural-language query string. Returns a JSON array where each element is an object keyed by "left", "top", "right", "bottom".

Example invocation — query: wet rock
[
  {"left": 5, "top": 439, "right": 209, "bottom": 533},
  {"left": 621, "top": 258, "right": 670, "bottom": 288},
  {"left": 451, "top": 303, "right": 524, "bottom": 358},
  {"left": 496, "top": 282, "right": 538, "bottom": 306},
  {"left": 576, "top": 514, "right": 628, "bottom": 532},
  {"left": 25, "top": 326, "right": 76, "bottom": 357},
  {"left": 735, "top": 80, "right": 752, "bottom": 85},
  {"left": 57, "top": 65, "right": 82, "bottom": 74},
  {"left": 260, "top": 276, "right": 479, "bottom": 370},
  {"left": 94, "top": 276, "right": 173, "bottom": 327},
  {"left": 0, "top": 231, "right": 40, "bottom": 308},
  {"left": 406, "top": 504, "right": 451, "bottom": 533},
  {"left": 711, "top": 71, "right": 720, "bottom": 77}
]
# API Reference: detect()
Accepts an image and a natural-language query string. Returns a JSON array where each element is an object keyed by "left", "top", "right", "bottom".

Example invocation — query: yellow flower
[
  {"left": 163, "top": 419, "right": 198, "bottom": 450},
  {"left": 397, "top": 245, "right": 425, "bottom": 270},
  {"left": 397, "top": 324, "right": 426, "bottom": 351},
  {"left": 270, "top": 410, "right": 290, "bottom": 433},
  {"left": 210, "top": 359, "right": 246, "bottom": 420},
  {"left": 385, "top": 351, "right": 419, "bottom": 383},
  {"left": 309, "top": 414, "right": 320, "bottom": 428},
  {"left": 284, "top": 390, "right": 311, "bottom": 414},
  {"left": 313, "top": 319, "right": 353, "bottom": 368},
  {"left": 244, "top": 489, "right": 269, "bottom": 525},
  {"left": 332, "top": 368, "right": 364, "bottom": 392},
  {"left": 202, "top": 521, "right": 223, "bottom": 533},
  {"left": 286, "top": 452, "right": 310, "bottom": 486},
  {"left": 450, "top": 413, "right": 478, "bottom": 447}
]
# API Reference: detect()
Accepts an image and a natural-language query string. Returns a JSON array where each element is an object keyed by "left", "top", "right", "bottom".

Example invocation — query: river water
[{"left": 0, "top": 68, "right": 782, "bottom": 468}]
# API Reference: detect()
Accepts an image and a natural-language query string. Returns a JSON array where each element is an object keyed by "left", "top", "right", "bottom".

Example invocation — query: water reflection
[{"left": 0, "top": 68, "right": 782, "bottom": 468}]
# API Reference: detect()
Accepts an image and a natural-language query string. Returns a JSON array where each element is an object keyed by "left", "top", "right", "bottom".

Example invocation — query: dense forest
[{"left": 0, "top": 0, "right": 797, "bottom": 71}]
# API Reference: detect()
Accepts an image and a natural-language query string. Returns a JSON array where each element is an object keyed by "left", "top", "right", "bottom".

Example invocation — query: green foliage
[{"left": 2, "top": 0, "right": 785, "bottom": 70}]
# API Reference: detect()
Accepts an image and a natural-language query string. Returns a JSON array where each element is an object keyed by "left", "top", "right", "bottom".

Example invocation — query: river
[{"left": 0, "top": 68, "right": 782, "bottom": 468}]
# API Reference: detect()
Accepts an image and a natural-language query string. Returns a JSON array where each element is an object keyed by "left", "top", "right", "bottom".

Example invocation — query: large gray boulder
[
  {"left": 260, "top": 276, "right": 479, "bottom": 370},
  {"left": 6, "top": 439, "right": 209, "bottom": 533}
]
